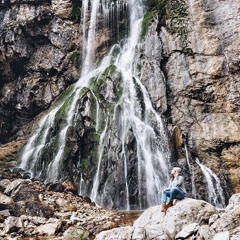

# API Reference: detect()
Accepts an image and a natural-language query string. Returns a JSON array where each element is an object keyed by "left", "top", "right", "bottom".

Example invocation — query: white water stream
[
  {"left": 184, "top": 142, "right": 197, "bottom": 198},
  {"left": 196, "top": 158, "right": 225, "bottom": 208}
]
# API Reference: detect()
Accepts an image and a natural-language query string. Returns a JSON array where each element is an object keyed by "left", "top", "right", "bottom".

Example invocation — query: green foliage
[
  {"left": 141, "top": 0, "right": 167, "bottom": 39},
  {"left": 141, "top": 12, "right": 153, "bottom": 39}
]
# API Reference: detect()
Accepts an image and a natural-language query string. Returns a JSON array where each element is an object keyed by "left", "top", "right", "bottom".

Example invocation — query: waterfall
[
  {"left": 196, "top": 158, "right": 225, "bottom": 208},
  {"left": 184, "top": 142, "right": 197, "bottom": 198},
  {"left": 18, "top": 0, "right": 172, "bottom": 210}
]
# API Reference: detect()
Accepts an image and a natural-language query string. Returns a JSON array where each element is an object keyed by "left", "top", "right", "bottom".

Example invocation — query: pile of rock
[
  {"left": 96, "top": 194, "right": 240, "bottom": 240},
  {"left": 0, "top": 173, "right": 127, "bottom": 240}
]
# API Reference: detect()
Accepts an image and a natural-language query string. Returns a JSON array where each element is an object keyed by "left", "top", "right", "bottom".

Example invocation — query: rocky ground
[
  {"left": 1, "top": 139, "right": 240, "bottom": 240},
  {"left": 0, "top": 141, "right": 141, "bottom": 240},
  {"left": 96, "top": 195, "right": 240, "bottom": 240}
]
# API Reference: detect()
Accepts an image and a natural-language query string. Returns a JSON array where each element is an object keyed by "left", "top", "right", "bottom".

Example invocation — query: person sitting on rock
[{"left": 161, "top": 167, "right": 186, "bottom": 212}]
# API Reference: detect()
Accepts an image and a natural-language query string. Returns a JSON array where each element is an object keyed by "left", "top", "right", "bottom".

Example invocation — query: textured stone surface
[
  {"left": 0, "top": 0, "right": 80, "bottom": 143},
  {"left": 95, "top": 193, "right": 240, "bottom": 240},
  {"left": 155, "top": 0, "right": 240, "bottom": 199},
  {"left": 0, "top": 175, "right": 135, "bottom": 239}
]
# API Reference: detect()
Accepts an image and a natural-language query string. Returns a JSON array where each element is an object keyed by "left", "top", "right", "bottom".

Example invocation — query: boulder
[
  {"left": 63, "top": 226, "right": 89, "bottom": 240},
  {"left": 46, "top": 182, "right": 65, "bottom": 192},
  {"left": 95, "top": 226, "right": 133, "bottom": 240},
  {"left": 95, "top": 198, "right": 216, "bottom": 239},
  {"left": 0, "top": 210, "right": 11, "bottom": 218},
  {"left": 4, "top": 216, "right": 23, "bottom": 234},
  {"left": 62, "top": 179, "right": 78, "bottom": 195},
  {"left": 132, "top": 198, "right": 216, "bottom": 239},
  {"left": 0, "top": 179, "right": 11, "bottom": 192},
  {"left": 36, "top": 219, "right": 62, "bottom": 236},
  {"left": 212, "top": 231, "right": 229, "bottom": 240},
  {"left": 0, "top": 193, "right": 14, "bottom": 205},
  {"left": 4, "top": 179, "right": 26, "bottom": 195},
  {"left": 175, "top": 222, "right": 199, "bottom": 239},
  {"left": 10, "top": 201, "right": 54, "bottom": 218},
  {"left": 95, "top": 194, "right": 240, "bottom": 240}
]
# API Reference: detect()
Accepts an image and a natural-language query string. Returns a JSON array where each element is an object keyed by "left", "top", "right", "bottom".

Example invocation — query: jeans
[{"left": 162, "top": 187, "right": 185, "bottom": 204}]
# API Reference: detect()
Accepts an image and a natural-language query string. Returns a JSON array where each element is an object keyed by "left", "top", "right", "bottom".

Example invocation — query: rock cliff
[
  {"left": 141, "top": 0, "right": 240, "bottom": 200},
  {"left": 0, "top": 0, "right": 81, "bottom": 142},
  {"left": 0, "top": 0, "right": 240, "bottom": 208}
]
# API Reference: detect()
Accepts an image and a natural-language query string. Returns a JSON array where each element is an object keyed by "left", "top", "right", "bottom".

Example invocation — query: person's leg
[
  {"left": 169, "top": 187, "right": 185, "bottom": 202},
  {"left": 161, "top": 190, "right": 170, "bottom": 204},
  {"left": 161, "top": 190, "right": 170, "bottom": 212}
]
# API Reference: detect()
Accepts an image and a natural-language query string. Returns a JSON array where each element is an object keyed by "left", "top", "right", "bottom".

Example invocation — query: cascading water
[
  {"left": 184, "top": 141, "right": 197, "bottom": 198},
  {"left": 196, "top": 158, "right": 226, "bottom": 208},
  {"left": 18, "top": 0, "right": 172, "bottom": 210}
]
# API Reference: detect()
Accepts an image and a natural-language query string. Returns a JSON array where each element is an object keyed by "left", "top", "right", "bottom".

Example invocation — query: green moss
[
  {"left": 89, "top": 65, "right": 117, "bottom": 91},
  {"left": 70, "top": 52, "right": 82, "bottom": 66},
  {"left": 54, "top": 96, "right": 72, "bottom": 129},
  {"left": 141, "top": 12, "right": 153, "bottom": 39},
  {"left": 141, "top": 0, "right": 167, "bottom": 39},
  {"left": 55, "top": 85, "right": 74, "bottom": 105},
  {"left": 71, "top": 0, "right": 82, "bottom": 21},
  {"left": 142, "top": 0, "right": 193, "bottom": 55},
  {"left": 165, "top": 0, "right": 193, "bottom": 55}
]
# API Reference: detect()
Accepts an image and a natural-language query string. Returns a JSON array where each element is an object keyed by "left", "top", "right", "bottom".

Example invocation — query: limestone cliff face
[
  {"left": 143, "top": 0, "right": 240, "bottom": 195},
  {"left": 0, "top": 0, "right": 240, "bottom": 204},
  {"left": 0, "top": 0, "right": 81, "bottom": 143}
]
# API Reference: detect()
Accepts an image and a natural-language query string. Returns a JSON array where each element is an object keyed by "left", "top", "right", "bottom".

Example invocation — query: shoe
[
  {"left": 161, "top": 203, "right": 167, "bottom": 212},
  {"left": 166, "top": 201, "right": 173, "bottom": 209}
]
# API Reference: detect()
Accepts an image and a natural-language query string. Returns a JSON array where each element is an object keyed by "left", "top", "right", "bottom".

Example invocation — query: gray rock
[
  {"left": 0, "top": 193, "right": 14, "bottom": 205},
  {"left": 36, "top": 219, "right": 62, "bottom": 236},
  {"left": 213, "top": 231, "right": 229, "bottom": 240},
  {"left": 4, "top": 216, "right": 23, "bottom": 234},
  {"left": 95, "top": 226, "right": 133, "bottom": 240},
  {"left": 63, "top": 226, "right": 89, "bottom": 240},
  {"left": 4, "top": 179, "right": 26, "bottom": 195},
  {"left": 95, "top": 198, "right": 217, "bottom": 239},
  {"left": 0, "top": 179, "right": 11, "bottom": 192},
  {"left": 175, "top": 222, "right": 199, "bottom": 239},
  {"left": 0, "top": 210, "right": 11, "bottom": 218}
]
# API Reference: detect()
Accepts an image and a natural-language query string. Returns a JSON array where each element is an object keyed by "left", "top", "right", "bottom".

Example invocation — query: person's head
[{"left": 171, "top": 167, "right": 182, "bottom": 176}]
